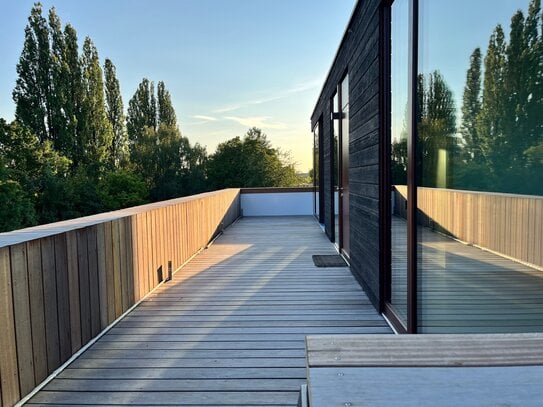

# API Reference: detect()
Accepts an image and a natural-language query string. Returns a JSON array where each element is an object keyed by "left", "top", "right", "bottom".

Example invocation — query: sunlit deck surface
[
  {"left": 391, "top": 217, "right": 543, "bottom": 333},
  {"left": 27, "top": 216, "right": 391, "bottom": 406}
]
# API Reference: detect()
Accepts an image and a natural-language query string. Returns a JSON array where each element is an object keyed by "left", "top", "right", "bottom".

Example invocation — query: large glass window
[
  {"left": 415, "top": 0, "right": 543, "bottom": 333},
  {"left": 340, "top": 74, "right": 350, "bottom": 256},
  {"left": 389, "top": 0, "right": 410, "bottom": 326},
  {"left": 332, "top": 93, "right": 340, "bottom": 244},
  {"left": 313, "top": 122, "right": 320, "bottom": 221}
]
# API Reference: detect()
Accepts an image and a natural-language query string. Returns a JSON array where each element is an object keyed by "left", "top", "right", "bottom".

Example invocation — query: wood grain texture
[
  {"left": 41, "top": 237, "right": 60, "bottom": 374},
  {"left": 96, "top": 223, "right": 108, "bottom": 329},
  {"left": 0, "top": 247, "right": 20, "bottom": 406},
  {"left": 111, "top": 220, "right": 122, "bottom": 318},
  {"left": 307, "top": 333, "right": 543, "bottom": 367},
  {"left": 307, "top": 333, "right": 543, "bottom": 407},
  {"left": 103, "top": 222, "right": 115, "bottom": 325},
  {"left": 76, "top": 229, "right": 91, "bottom": 344},
  {"left": 308, "top": 366, "right": 543, "bottom": 407},
  {"left": 26, "top": 240, "right": 47, "bottom": 384},
  {"left": 118, "top": 218, "right": 128, "bottom": 313},
  {"left": 66, "top": 230, "right": 81, "bottom": 353},
  {"left": 54, "top": 234, "right": 71, "bottom": 363},
  {"left": 10, "top": 243, "right": 35, "bottom": 396},
  {"left": 87, "top": 226, "right": 101, "bottom": 337}
]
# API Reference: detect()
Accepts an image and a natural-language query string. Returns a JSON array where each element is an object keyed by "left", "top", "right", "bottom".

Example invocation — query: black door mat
[{"left": 312, "top": 255, "right": 348, "bottom": 267}]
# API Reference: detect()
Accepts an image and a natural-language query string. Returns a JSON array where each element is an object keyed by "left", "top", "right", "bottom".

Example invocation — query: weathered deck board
[{"left": 27, "top": 216, "right": 390, "bottom": 406}]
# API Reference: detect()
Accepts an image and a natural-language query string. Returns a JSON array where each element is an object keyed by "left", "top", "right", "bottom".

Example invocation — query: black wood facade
[{"left": 311, "top": 0, "right": 382, "bottom": 309}]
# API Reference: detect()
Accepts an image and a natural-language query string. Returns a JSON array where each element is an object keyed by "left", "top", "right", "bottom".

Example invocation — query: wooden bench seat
[{"left": 305, "top": 333, "right": 543, "bottom": 406}]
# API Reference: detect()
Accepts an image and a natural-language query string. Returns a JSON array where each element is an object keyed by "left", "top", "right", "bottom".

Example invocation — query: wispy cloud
[
  {"left": 224, "top": 116, "right": 287, "bottom": 130},
  {"left": 192, "top": 115, "right": 217, "bottom": 121},
  {"left": 213, "top": 78, "right": 320, "bottom": 113},
  {"left": 214, "top": 105, "right": 242, "bottom": 114}
]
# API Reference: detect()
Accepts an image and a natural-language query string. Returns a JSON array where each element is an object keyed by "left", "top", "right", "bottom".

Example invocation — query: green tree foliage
[
  {"left": 79, "top": 37, "right": 113, "bottom": 172},
  {"left": 207, "top": 127, "right": 302, "bottom": 188},
  {"left": 62, "top": 23, "right": 83, "bottom": 161},
  {"left": 127, "top": 78, "right": 157, "bottom": 149},
  {"left": 13, "top": 3, "right": 51, "bottom": 143},
  {"left": 459, "top": 0, "right": 543, "bottom": 194},
  {"left": 104, "top": 58, "right": 128, "bottom": 168},
  {"left": 391, "top": 138, "right": 407, "bottom": 185},
  {"left": 0, "top": 180, "right": 37, "bottom": 232},
  {"left": 157, "top": 81, "right": 177, "bottom": 128},
  {"left": 417, "top": 71, "right": 457, "bottom": 188},
  {"left": 131, "top": 124, "right": 208, "bottom": 200},
  {"left": 3, "top": 3, "right": 314, "bottom": 232},
  {"left": 0, "top": 119, "right": 71, "bottom": 227},
  {"left": 99, "top": 170, "right": 148, "bottom": 211},
  {"left": 461, "top": 48, "right": 483, "bottom": 161}
]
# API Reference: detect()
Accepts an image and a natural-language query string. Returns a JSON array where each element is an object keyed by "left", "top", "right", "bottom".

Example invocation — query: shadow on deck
[{"left": 27, "top": 216, "right": 391, "bottom": 406}]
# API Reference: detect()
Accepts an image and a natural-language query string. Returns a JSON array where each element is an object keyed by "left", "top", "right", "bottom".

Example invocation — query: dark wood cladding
[
  {"left": 0, "top": 189, "right": 240, "bottom": 406},
  {"left": 311, "top": 0, "right": 382, "bottom": 308}
]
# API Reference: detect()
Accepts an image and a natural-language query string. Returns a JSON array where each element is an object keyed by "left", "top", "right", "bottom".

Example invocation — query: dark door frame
[
  {"left": 331, "top": 73, "right": 350, "bottom": 259},
  {"left": 381, "top": 0, "right": 418, "bottom": 334},
  {"left": 338, "top": 71, "right": 350, "bottom": 259}
]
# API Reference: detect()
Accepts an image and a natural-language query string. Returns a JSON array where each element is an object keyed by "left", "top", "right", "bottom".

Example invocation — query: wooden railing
[
  {"left": 0, "top": 189, "right": 240, "bottom": 406},
  {"left": 393, "top": 186, "right": 543, "bottom": 268}
]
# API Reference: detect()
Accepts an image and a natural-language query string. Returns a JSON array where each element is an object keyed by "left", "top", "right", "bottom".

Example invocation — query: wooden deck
[
  {"left": 26, "top": 216, "right": 391, "bottom": 406},
  {"left": 391, "top": 216, "right": 543, "bottom": 333}
]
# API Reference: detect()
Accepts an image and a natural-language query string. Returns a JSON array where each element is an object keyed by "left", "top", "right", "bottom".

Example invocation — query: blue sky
[{"left": 0, "top": 0, "right": 356, "bottom": 171}]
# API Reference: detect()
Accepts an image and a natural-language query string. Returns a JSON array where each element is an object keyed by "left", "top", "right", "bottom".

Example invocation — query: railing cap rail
[
  {"left": 393, "top": 185, "right": 543, "bottom": 201},
  {"left": 0, "top": 188, "right": 240, "bottom": 248}
]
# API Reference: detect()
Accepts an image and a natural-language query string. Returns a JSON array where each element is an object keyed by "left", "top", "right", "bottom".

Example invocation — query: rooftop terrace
[
  {"left": 0, "top": 188, "right": 542, "bottom": 406},
  {"left": 25, "top": 216, "right": 390, "bottom": 406}
]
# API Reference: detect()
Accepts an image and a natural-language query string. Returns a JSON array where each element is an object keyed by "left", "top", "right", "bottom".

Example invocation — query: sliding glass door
[{"left": 385, "top": 0, "right": 543, "bottom": 334}]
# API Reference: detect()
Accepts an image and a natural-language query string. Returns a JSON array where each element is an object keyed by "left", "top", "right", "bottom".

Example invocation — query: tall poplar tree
[
  {"left": 503, "top": 11, "right": 529, "bottom": 169},
  {"left": 157, "top": 81, "right": 177, "bottom": 128},
  {"left": 461, "top": 48, "right": 482, "bottom": 161},
  {"left": 79, "top": 37, "right": 113, "bottom": 172},
  {"left": 104, "top": 58, "right": 128, "bottom": 168},
  {"left": 523, "top": 0, "right": 542, "bottom": 160},
  {"left": 13, "top": 3, "right": 52, "bottom": 143},
  {"left": 48, "top": 7, "right": 70, "bottom": 153},
  {"left": 127, "top": 78, "right": 157, "bottom": 152},
  {"left": 63, "top": 23, "right": 83, "bottom": 162},
  {"left": 417, "top": 71, "right": 457, "bottom": 187},
  {"left": 477, "top": 24, "right": 507, "bottom": 175}
]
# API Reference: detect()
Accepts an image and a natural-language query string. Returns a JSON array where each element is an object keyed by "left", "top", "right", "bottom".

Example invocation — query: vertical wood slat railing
[
  {"left": 393, "top": 185, "right": 543, "bottom": 268},
  {"left": 0, "top": 189, "right": 240, "bottom": 406}
]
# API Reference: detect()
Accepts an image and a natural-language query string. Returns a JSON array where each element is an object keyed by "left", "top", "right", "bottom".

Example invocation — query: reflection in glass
[
  {"left": 390, "top": 0, "right": 409, "bottom": 325},
  {"left": 340, "top": 74, "right": 350, "bottom": 255},
  {"left": 313, "top": 123, "right": 320, "bottom": 220},
  {"left": 332, "top": 93, "right": 340, "bottom": 244},
  {"left": 417, "top": 0, "right": 543, "bottom": 333}
]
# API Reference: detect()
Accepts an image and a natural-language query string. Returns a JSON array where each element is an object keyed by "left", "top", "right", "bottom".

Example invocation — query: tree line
[
  {"left": 0, "top": 3, "right": 303, "bottom": 232},
  {"left": 392, "top": 0, "right": 543, "bottom": 196}
]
